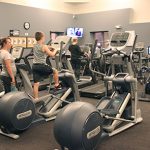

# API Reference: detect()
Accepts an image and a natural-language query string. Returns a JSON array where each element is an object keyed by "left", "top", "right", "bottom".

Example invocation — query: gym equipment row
[{"left": 54, "top": 31, "right": 143, "bottom": 150}]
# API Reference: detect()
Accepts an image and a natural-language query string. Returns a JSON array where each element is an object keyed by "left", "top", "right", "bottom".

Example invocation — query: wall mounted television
[{"left": 67, "top": 27, "right": 83, "bottom": 37}]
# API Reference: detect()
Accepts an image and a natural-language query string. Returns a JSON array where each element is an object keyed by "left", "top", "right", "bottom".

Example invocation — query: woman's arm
[
  {"left": 4, "top": 59, "right": 15, "bottom": 83},
  {"left": 43, "top": 45, "right": 58, "bottom": 57}
]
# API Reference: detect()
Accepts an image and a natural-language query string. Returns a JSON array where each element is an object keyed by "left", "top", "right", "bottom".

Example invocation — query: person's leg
[
  {"left": 43, "top": 65, "right": 61, "bottom": 89},
  {"left": 1, "top": 76, "right": 11, "bottom": 93},
  {"left": 76, "top": 59, "right": 81, "bottom": 81},
  {"left": 33, "top": 82, "right": 39, "bottom": 99},
  {"left": 71, "top": 59, "right": 78, "bottom": 79},
  {"left": 32, "top": 64, "right": 41, "bottom": 99},
  {"left": 53, "top": 69, "right": 59, "bottom": 87}
]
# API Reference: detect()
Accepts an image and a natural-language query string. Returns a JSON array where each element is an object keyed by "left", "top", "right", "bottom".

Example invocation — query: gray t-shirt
[
  {"left": 0, "top": 49, "right": 17, "bottom": 77},
  {"left": 33, "top": 44, "right": 47, "bottom": 64}
]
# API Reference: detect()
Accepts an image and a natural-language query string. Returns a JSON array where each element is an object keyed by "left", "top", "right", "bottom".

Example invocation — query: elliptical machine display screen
[
  {"left": 109, "top": 96, "right": 124, "bottom": 110},
  {"left": 110, "top": 32, "right": 130, "bottom": 47},
  {"left": 115, "top": 73, "right": 128, "bottom": 78},
  {"left": 108, "top": 93, "right": 127, "bottom": 111}
]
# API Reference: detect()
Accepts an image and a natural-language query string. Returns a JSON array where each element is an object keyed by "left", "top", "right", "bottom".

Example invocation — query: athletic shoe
[
  {"left": 55, "top": 84, "right": 62, "bottom": 90},
  {"left": 77, "top": 79, "right": 81, "bottom": 82}
]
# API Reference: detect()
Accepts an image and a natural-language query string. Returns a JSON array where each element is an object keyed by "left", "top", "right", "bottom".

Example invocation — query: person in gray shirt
[
  {"left": 0, "top": 37, "right": 17, "bottom": 93},
  {"left": 32, "top": 32, "right": 61, "bottom": 100}
]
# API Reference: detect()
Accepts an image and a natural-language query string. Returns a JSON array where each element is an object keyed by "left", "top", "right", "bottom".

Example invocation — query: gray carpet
[{"left": 0, "top": 98, "right": 150, "bottom": 150}]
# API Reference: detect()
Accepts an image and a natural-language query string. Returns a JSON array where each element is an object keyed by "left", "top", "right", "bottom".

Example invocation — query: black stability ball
[
  {"left": 54, "top": 101, "right": 103, "bottom": 150},
  {"left": 0, "top": 91, "right": 35, "bottom": 133}
]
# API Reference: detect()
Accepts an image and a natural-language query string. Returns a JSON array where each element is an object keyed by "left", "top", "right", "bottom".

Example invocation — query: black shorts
[{"left": 32, "top": 63, "right": 54, "bottom": 83}]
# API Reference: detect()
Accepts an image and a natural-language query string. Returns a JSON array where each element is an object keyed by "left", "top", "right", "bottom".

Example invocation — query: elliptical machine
[
  {"left": 0, "top": 36, "right": 80, "bottom": 139},
  {"left": 53, "top": 31, "right": 143, "bottom": 150}
]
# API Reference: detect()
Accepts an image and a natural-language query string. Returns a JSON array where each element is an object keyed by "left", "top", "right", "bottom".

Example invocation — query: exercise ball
[
  {"left": 0, "top": 91, "right": 35, "bottom": 133},
  {"left": 54, "top": 101, "right": 103, "bottom": 150}
]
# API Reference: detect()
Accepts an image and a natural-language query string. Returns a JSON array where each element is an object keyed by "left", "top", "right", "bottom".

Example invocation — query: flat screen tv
[{"left": 67, "top": 27, "right": 83, "bottom": 37}]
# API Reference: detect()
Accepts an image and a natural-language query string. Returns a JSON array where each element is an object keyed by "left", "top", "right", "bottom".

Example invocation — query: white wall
[
  {"left": 0, "top": 0, "right": 75, "bottom": 13},
  {"left": 1, "top": 0, "right": 150, "bottom": 23},
  {"left": 74, "top": 0, "right": 150, "bottom": 23}
]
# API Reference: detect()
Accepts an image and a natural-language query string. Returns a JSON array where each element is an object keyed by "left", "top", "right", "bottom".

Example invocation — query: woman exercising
[
  {"left": 0, "top": 37, "right": 17, "bottom": 93},
  {"left": 32, "top": 32, "right": 61, "bottom": 100}
]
